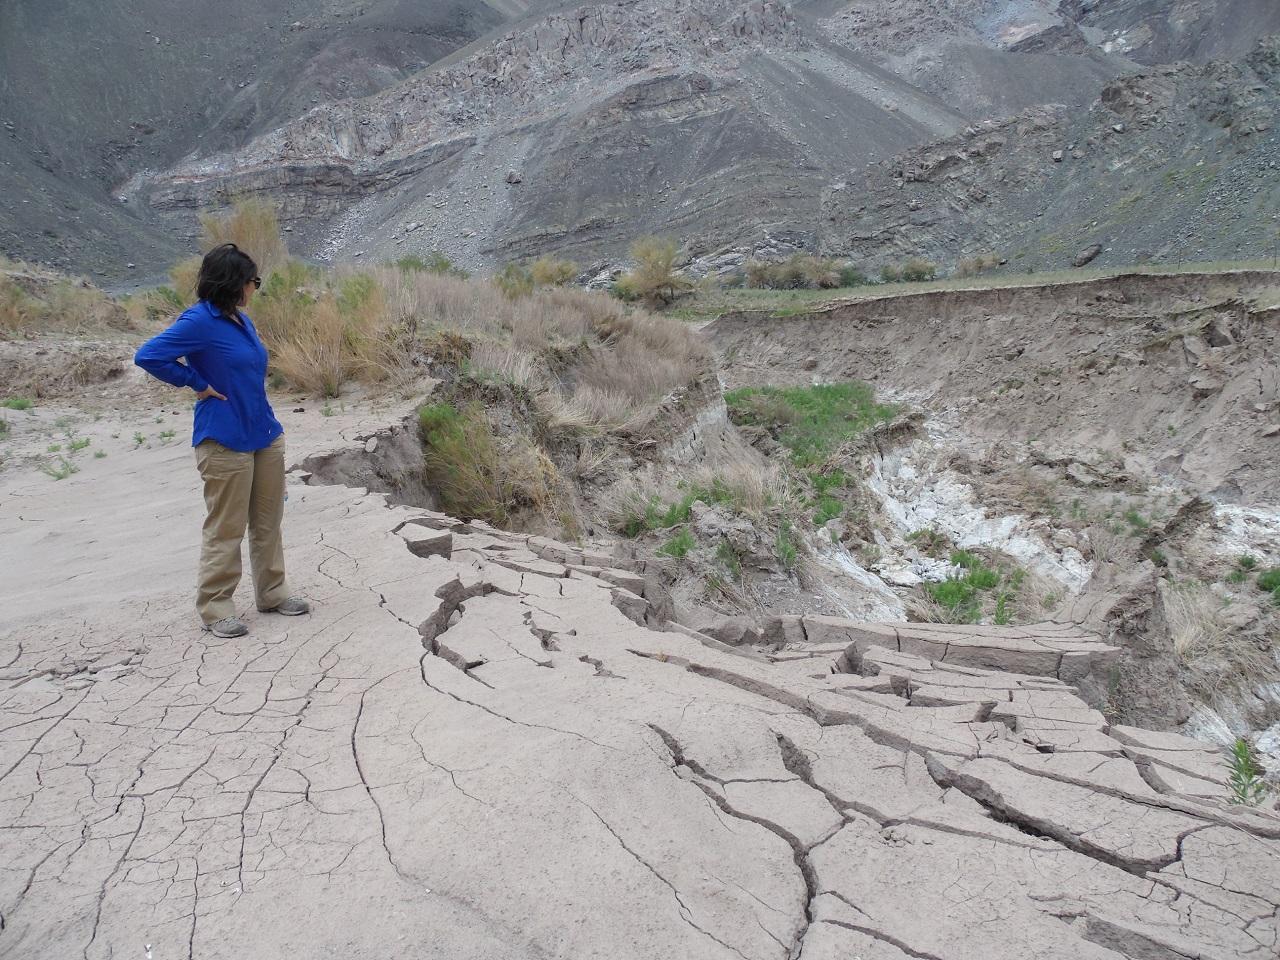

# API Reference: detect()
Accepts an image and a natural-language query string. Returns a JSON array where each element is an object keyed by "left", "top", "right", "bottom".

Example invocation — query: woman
[{"left": 135, "top": 243, "right": 310, "bottom": 638}]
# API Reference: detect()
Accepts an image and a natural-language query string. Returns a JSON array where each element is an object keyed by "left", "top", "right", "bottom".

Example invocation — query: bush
[
  {"left": 745, "top": 254, "right": 846, "bottom": 290},
  {"left": 880, "top": 264, "right": 901, "bottom": 283},
  {"left": 813, "top": 495, "right": 843, "bottom": 526},
  {"left": 955, "top": 253, "right": 1002, "bottom": 278},
  {"left": 838, "top": 265, "right": 869, "bottom": 287},
  {"left": 615, "top": 236, "right": 692, "bottom": 306},
  {"left": 1257, "top": 567, "right": 1280, "bottom": 592},
  {"left": 396, "top": 252, "right": 468, "bottom": 279},
  {"left": 900, "top": 258, "right": 937, "bottom": 282},
  {"left": 168, "top": 257, "right": 202, "bottom": 300},
  {"left": 529, "top": 256, "right": 578, "bottom": 287},
  {"left": 199, "top": 198, "right": 289, "bottom": 276},
  {"left": 494, "top": 262, "right": 534, "bottom": 300}
]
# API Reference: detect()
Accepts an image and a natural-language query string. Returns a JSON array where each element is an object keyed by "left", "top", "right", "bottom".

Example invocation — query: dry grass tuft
[
  {"left": 1164, "top": 580, "right": 1275, "bottom": 700},
  {"left": 0, "top": 258, "right": 131, "bottom": 337}
]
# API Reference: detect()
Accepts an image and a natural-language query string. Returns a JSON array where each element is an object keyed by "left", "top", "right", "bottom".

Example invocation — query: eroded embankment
[
  {"left": 709, "top": 270, "right": 1280, "bottom": 501},
  {"left": 707, "top": 271, "right": 1280, "bottom": 759}
]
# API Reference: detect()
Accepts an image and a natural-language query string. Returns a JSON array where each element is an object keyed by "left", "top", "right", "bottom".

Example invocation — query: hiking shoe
[
  {"left": 262, "top": 597, "right": 311, "bottom": 617},
  {"left": 203, "top": 617, "right": 249, "bottom": 638}
]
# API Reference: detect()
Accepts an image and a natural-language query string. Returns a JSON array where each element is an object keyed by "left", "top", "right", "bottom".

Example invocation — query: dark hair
[{"left": 197, "top": 243, "right": 258, "bottom": 314}]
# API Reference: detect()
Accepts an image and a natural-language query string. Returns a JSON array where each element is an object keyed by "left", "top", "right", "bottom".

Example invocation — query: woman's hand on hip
[{"left": 195, "top": 385, "right": 227, "bottom": 401}]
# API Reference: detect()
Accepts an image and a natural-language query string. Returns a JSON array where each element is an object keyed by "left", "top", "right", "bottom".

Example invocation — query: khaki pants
[{"left": 194, "top": 436, "right": 291, "bottom": 624}]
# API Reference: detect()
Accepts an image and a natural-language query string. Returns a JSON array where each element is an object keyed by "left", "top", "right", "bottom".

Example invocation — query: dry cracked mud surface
[{"left": 2, "top": 402, "right": 1278, "bottom": 959}]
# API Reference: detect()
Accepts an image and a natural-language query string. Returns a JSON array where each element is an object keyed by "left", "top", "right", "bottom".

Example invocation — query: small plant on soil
[
  {"left": 658, "top": 529, "right": 695, "bottom": 559},
  {"left": 93, "top": 450, "right": 107, "bottom": 459},
  {"left": 68, "top": 437, "right": 90, "bottom": 453},
  {"left": 1238, "top": 554, "right": 1258, "bottom": 571},
  {"left": 40, "top": 457, "right": 78, "bottom": 481},
  {"left": 1227, "top": 738, "right": 1269, "bottom": 806},
  {"left": 1124, "top": 509, "right": 1150, "bottom": 533},
  {"left": 1, "top": 397, "right": 33, "bottom": 411},
  {"left": 924, "top": 553, "right": 1022, "bottom": 624},
  {"left": 716, "top": 540, "right": 744, "bottom": 581},
  {"left": 906, "top": 527, "right": 952, "bottom": 558},
  {"left": 812, "top": 495, "right": 843, "bottom": 526},
  {"left": 0, "top": 418, "right": 8, "bottom": 438},
  {"left": 775, "top": 521, "right": 799, "bottom": 571},
  {"left": 46, "top": 443, "right": 61, "bottom": 453},
  {"left": 132, "top": 432, "right": 145, "bottom": 446},
  {"left": 158, "top": 430, "right": 176, "bottom": 443},
  {"left": 1258, "top": 568, "right": 1280, "bottom": 605}
]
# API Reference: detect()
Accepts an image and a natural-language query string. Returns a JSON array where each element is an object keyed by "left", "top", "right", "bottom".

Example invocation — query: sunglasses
[{"left": 252, "top": 277, "right": 263, "bottom": 289}]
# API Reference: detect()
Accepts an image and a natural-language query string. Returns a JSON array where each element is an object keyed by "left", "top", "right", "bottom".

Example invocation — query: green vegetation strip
[{"left": 725, "top": 382, "right": 897, "bottom": 468}]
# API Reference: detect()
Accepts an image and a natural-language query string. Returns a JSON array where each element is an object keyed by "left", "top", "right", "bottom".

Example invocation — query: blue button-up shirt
[{"left": 134, "top": 299, "right": 284, "bottom": 452}]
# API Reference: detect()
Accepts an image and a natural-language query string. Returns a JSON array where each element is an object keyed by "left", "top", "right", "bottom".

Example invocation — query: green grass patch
[
  {"left": 1, "top": 397, "right": 33, "bottom": 411},
  {"left": 1124, "top": 509, "right": 1150, "bottom": 533},
  {"left": 1258, "top": 568, "right": 1280, "bottom": 593},
  {"left": 725, "top": 382, "right": 897, "bottom": 467},
  {"left": 775, "top": 521, "right": 799, "bottom": 571},
  {"left": 926, "top": 552, "right": 1022, "bottom": 623},
  {"left": 618, "top": 479, "right": 743, "bottom": 538},
  {"left": 812, "top": 495, "right": 844, "bottom": 526},
  {"left": 715, "top": 540, "right": 743, "bottom": 581},
  {"left": 658, "top": 529, "right": 695, "bottom": 559}
]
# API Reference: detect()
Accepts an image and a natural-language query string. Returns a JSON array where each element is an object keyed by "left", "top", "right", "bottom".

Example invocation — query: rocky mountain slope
[
  {"left": 0, "top": 0, "right": 554, "bottom": 276},
  {"left": 821, "top": 36, "right": 1280, "bottom": 272},
  {"left": 7, "top": 0, "right": 1280, "bottom": 279}
]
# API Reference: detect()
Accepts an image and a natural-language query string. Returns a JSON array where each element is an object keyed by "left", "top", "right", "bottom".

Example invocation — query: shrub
[
  {"left": 529, "top": 257, "right": 578, "bottom": 287},
  {"left": 396, "top": 252, "right": 468, "bottom": 279},
  {"left": 199, "top": 198, "right": 289, "bottom": 276},
  {"left": 419, "top": 402, "right": 501, "bottom": 523},
  {"left": 880, "top": 264, "right": 901, "bottom": 283},
  {"left": 715, "top": 540, "right": 743, "bottom": 580},
  {"left": 745, "top": 254, "right": 846, "bottom": 290},
  {"left": 494, "top": 262, "right": 534, "bottom": 300},
  {"left": 616, "top": 237, "right": 692, "bottom": 306},
  {"left": 906, "top": 527, "right": 952, "bottom": 558},
  {"left": 838, "top": 265, "right": 869, "bottom": 287},
  {"left": 813, "top": 495, "right": 843, "bottom": 526},
  {"left": 169, "top": 256, "right": 202, "bottom": 300},
  {"left": 900, "top": 258, "right": 937, "bottom": 282},
  {"left": 1257, "top": 567, "right": 1280, "bottom": 592}
]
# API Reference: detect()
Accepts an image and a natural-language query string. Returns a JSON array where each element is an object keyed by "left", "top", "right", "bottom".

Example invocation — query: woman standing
[{"left": 135, "top": 243, "right": 310, "bottom": 638}]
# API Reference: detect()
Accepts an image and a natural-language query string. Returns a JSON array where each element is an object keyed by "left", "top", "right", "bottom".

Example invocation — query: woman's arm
[{"left": 134, "top": 312, "right": 215, "bottom": 393}]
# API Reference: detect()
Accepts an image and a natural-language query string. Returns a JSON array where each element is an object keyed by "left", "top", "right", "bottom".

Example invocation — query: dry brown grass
[
  {"left": 1164, "top": 580, "right": 1275, "bottom": 700},
  {"left": 199, "top": 198, "right": 290, "bottom": 276},
  {"left": 369, "top": 266, "right": 707, "bottom": 428},
  {"left": 0, "top": 258, "right": 130, "bottom": 337}
]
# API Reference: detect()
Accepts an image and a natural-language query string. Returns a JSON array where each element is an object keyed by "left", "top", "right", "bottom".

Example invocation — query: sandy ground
[{"left": 2, "top": 390, "right": 1278, "bottom": 959}]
